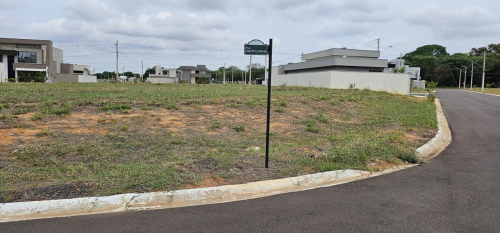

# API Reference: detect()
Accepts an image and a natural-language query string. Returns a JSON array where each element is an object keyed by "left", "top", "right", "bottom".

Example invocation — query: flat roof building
[
  {"left": 277, "top": 48, "right": 388, "bottom": 75},
  {"left": 148, "top": 65, "right": 177, "bottom": 84},
  {"left": 268, "top": 48, "right": 411, "bottom": 95},
  {"left": 178, "top": 65, "right": 209, "bottom": 84}
]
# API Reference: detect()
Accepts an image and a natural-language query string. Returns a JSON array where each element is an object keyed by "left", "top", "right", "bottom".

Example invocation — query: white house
[{"left": 148, "top": 65, "right": 177, "bottom": 84}]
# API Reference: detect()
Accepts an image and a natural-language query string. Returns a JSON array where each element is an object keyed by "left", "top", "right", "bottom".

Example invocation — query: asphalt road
[{"left": 2, "top": 89, "right": 500, "bottom": 233}]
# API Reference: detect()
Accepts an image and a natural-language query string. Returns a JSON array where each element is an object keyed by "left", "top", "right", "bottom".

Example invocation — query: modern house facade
[
  {"left": 148, "top": 65, "right": 177, "bottom": 84},
  {"left": 0, "top": 37, "right": 96, "bottom": 83},
  {"left": 179, "top": 65, "right": 209, "bottom": 84},
  {"left": 267, "top": 48, "right": 411, "bottom": 95}
]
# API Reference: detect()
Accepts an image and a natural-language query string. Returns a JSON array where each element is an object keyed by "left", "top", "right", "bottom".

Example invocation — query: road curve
[{"left": 2, "top": 89, "right": 500, "bottom": 233}]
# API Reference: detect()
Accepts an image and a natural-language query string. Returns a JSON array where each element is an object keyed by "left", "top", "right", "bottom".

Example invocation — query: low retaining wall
[
  {"left": 148, "top": 77, "right": 177, "bottom": 84},
  {"left": 269, "top": 67, "right": 411, "bottom": 95}
]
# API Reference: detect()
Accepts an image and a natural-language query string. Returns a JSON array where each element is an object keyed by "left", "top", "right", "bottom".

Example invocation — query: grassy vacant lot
[{"left": 0, "top": 83, "right": 437, "bottom": 202}]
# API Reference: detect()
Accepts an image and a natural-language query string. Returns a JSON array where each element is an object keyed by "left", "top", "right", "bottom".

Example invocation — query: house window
[
  {"left": 0, "top": 54, "right": 3, "bottom": 63},
  {"left": 18, "top": 51, "right": 37, "bottom": 63}
]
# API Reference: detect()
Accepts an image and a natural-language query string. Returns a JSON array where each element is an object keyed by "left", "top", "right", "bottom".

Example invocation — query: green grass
[{"left": 0, "top": 83, "right": 437, "bottom": 202}]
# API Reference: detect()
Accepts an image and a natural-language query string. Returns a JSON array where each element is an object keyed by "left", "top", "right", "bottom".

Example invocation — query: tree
[
  {"left": 123, "top": 71, "right": 135, "bottom": 78},
  {"left": 434, "top": 65, "right": 455, "bottom": 86},
  {"left": 143, "top": 67, "right": 156, "bottom": 79},
  {"left": 407, "top": 56, "right": 440, "bottom": 81},
  {"left": 403, "top": 44, "right": 449, "bottom": 61}
]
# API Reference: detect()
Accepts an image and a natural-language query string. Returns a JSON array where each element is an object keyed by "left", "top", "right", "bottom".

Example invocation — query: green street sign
[{"left": 244, "top": 39, "right": 268, "bottom": 55}]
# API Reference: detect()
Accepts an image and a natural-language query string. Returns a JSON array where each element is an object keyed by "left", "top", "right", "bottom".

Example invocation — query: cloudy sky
[{"left": 0, "top": 0, "right": 498, "bottom": 74}]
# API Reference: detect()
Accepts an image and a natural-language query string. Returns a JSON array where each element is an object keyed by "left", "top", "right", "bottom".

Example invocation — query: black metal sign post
[
  {"left": 244, "top": 39, "right": 272, "bottom": 168},
  {"left": 265, "top": 39, "right": 273, "bottom": 168}
]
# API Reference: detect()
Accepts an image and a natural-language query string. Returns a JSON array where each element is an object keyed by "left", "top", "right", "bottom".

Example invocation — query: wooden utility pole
[
  {"left": 231, "top": 68, "right": 233, "bottom": 84},
  {"left": 223, "top": 63, "right": 226, "bottom": 84}
]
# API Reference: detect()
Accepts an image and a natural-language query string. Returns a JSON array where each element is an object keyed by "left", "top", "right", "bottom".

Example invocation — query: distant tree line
[{"left": 403, "top": 44, "right": 500, "bottom": 87}]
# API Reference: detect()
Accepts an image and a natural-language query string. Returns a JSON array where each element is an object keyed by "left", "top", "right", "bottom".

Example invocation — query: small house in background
[
  {"left": 179, "top": 65, "right": 209, "bottom": 84},
  {"left": 148, "top": 65, "right": 177, "bottom": 84},
  {"left": 385, "top": 59, "right": 425, "bottom": 89},
  {"left": 54, "top": 64, "right": 97, "bottom": 83}
]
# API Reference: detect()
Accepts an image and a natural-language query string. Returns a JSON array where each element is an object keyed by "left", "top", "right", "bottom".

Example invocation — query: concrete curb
[
  {"left": 0, "top": 99, "right": 452, "bottom": 223},
  {"left": 416, "top": 99, "right": 452, "bottom": 162}
]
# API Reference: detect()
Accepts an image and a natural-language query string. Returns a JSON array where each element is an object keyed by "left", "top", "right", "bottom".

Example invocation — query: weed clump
[
  {"left": 165, "top": 101, "right": 179, "bottom": 110},
  {"left": 210, "top": 120, "right": 222, "bottom": 129},
  {"left": 233, "top": 124, "right": 245, "bottom": 132},
  {"left": 100, "top": 103, "right": 132, "bottom": 111}
]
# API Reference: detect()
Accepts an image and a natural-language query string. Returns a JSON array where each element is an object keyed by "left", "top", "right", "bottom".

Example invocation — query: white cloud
[
  {"left": 311, "top": 21, "right": 370, "bottom": 38},
  {"left": 63, "top": 0, "right": 114, "bottom": 22},
  {"left": 317, "top": 40, "right": 343, "bottom": 50},
  {"left": 101, "top": 12, "right": 232, "bottom": 42},
  {"left": 406, "top": 5, "right": 500, "bottom": 39},
  {"left": 0, "top": 0, "right": 26, "bottom": 9}
]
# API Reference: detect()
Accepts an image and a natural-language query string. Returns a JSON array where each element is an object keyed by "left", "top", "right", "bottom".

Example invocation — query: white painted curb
[
  {"left": 0, "top": 99, "right": 452, "bottom": 223},
  {"left": 416, "top": 99, "right": 452, "bottom": 162}
]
